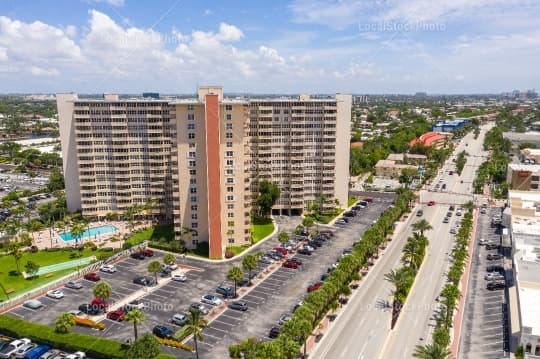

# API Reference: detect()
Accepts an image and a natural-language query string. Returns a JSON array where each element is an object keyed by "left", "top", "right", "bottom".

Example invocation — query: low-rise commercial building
[
  {"left": 409, "top": 131, "right": 452, "bottom": 149},
  {"left": 507, "top": 164, "right": 540, "bottom": 191},
  {"left": 431, "top": 118, "right": 467, "bottom": 132}
]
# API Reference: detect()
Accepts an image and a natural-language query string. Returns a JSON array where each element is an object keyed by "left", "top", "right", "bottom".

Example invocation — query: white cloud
[
  {"left": 203, "top": 9, "right": 213, "bottom": 16},
  {"left": 0, "top": 47, "right": 7, "bottom": 61},
  {"left": 216, "top": 23, "right": 244, "bottom": 42},
  {"left": 87, "top": 0, "right": 125, "bottom": 7},
  {"left": 289, "top": 0, "right": 373, "bottom": 29},
  {"left": 30, "top": 66, "right": 59, "bottom": 77}
]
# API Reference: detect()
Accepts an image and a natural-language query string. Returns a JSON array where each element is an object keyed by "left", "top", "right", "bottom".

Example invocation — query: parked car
[
  {"left": 446, "top": 212, "right": 452, "bottom": 218},
  {"left": 83, "top": 272, "right": 100, "bottom": 282},
  {"left": 278, "top": 314, "right": 291, "bottom": 325},
  {"left": 78, "top": 304, "right": 103, "bottom": 315},
  {"left": 259, "top": 256, "right": 276, "bottom": 264},
  {"left": 449, "top": 228, "right": 457, "bottom": 234},
  {"left": 189, "top": 303, "right": 209, "bottom": 315},
  {"left": 201, "top": 294, "right": 223, "bottom": 306},
  {"left": 13, "top": 342, "right": 36, "bottom": 358},
  {"left": 65, "top": 351, "right": 86, "bottom": 359},
  {"left": 487, "top": 281, "right": 505, "bottom": 290},
  {"left": 100, "top": 264, "right": 116, "bottom": 273},
  {"left": 416, "top": 209, "right": 424, "bottom": 217},
  {"left": 38, "top": 349, "right": 64, "bottom": 359},
  {"left": 456, "top": 210, "right": 462, "bottom": 216},
  {"left": 478, "top": 238, "right": 492, "bottom": 245},
  {"left": 335, "top": 219, "right": 347, "bottom": 225},
  {"left": 343, "top": 211, "right": 355, "bottom": 217},
  {"left": 274, "top": 247, "right": 288, "bottom": 256},
  {"left": 124, "top": 300, "right": 147, "bottom": 311},
  {"left": 449, "top": 205, "right": 455, "bottom": 211},
  {"left": 487, "top": 253, "right": 503, "bottom": 260},
  {"left": 23, "top": 344, "right": 50, "bottom": 359},
  {"left": 288, "top": 257, "right": 303, "bottom": 265},
  {"left": 106, "top": 309, "right": 126, "bottom": 321},
  {"left": 282, "top": 260, "right": 299, "bottom": 269},
  {"left": 485, "top": 273, "right": 505, "bottom": 281},
  {"left": 485, "top": 244, "right": 499, "bottom": 250},
  {"left": 65, "top": 281, "right": 83, "bottom": 290},
  {"left": 297, "top": 248, "right": 312, "bottom": 256},
  {"left": 46, "top": 290, "right": 64, "bottom": 299},
  {"left": 171, "top": 313, "right": 188, "bottom": 326},
  {"left": 427, "top": 200, "right": 436, "bottom": 206},
  {"left": 143, "top": 249, "right": 154, "bottom": 257},
  {"left": 319, "top": 230, "right": 334, "bottom": 237},
  {"left": 486, "top": 264, "right": 504, "bottom": 273},
  {"left": 163, "top": 263, "right": 178, "bottom": 271},
  {"left": 22, "top": 300, "right": 42, "bottom": 310},
  {"left": 268, "top": 326, "right": 281, "bottom": 339},
  {"left": 152, "top": 325, "right": 174, "bottom": 339},
  {"left": 307, "top": 282, "right": 323, "bottom": 292},
  {"left": 0, "top": 339, "right": 32, "bottom": 359},
  {"left": 363, "top": 197, "right": 374, "bottom": 203},
  {"left": 91, "top": 298, "right": 109, "bottom": 310},
  {"left": 443, "top": 217, "right": 450, "bottom": 224},
  {"left": 228, "top": 300, "right": 248, "bottom": 311},
  {"left": 171, "top": 273, "right": 187, "bottom": 282},
  {"left": 130, "top": 252, "right": 146, "bottom": 260},
  {"left": 133, "top": 276, "right": 155, "bottom": 286},
  {"left": 216, "top": 285, "right": 234, "bottom": 298}
]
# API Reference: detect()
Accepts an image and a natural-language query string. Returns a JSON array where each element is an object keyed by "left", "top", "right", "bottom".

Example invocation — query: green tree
[
  {"left": 93, "top": 281, "right": 112, "bottom": 307},
  {"left": 278, "top": 231, "right": 289, "bottom": 244},
  {"left": 242, "top": 254, "right": 259, "bottom": 286},
  {"left": 54, "top": 312, "right": 75, "bottom": 334},
  {"left": 302, "top": 217, "right": 314, "bottom": 229},
  {"left": 413, "top": 343, "right": 451, "bottom": 359},
  {"left": 46, "top": 168, "right": 65, "bottom": 192},
  {"left": 24, "top": 260, "right": 40, "bottom": 277},
  {"left": 412, "top": 219, "right": 433, "bottom": 237},
  {"left": 7, "top": 241, "right": 23, "bottom": 273},
  {"left": 163, "top": 253, "right": 176, "bottom": 267},
  {"left": 70, "top": 220, "right": 86, "bottom": 245},
  {"left": 254, "top": 180, "right": 280, "bottom": 218},
  {"left": 125, "top": 333, "right": 161, "bottom": 359},
  {"left": 227, "top": 265, "right": 244, "bottom": 298},
  {"left": 125, "top": 309, "right": 145, "bottom": 340},
  {"left": 399, "top": 167, "right": 417, "bottom": 189},
  {"left": 147, "top": 260, "right": 162, "bottom": 284},
  {"left": 175, "top": 309, "right": 207, "bottom": 359}
]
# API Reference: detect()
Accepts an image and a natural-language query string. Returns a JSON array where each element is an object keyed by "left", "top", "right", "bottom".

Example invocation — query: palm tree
[
  {"left": 242, "top": 254, "right": 259, "bottom": 286},
  {"left": 462, "top": 200, "right": 475, "bottom": 213},
  {"left": 413, "top": 343, "right": 451, "bottom": 359},
  {"left": 70, "top": 220, "right": 85, "bottom": 245},
  {"left": 412, "top": 219, "right": 433, "bottom": 237},
  {"left": 278, "top": 231, "right": 289, "bottom": 244},
  {"left": 226, "top": 265, "right": 244, "bottom": 298},
  {"left": 163, "top": 253, "right": 176, "bottom": 267},
  {"left": 175, "top": 309, "right": 207, "bottom": 359},
  {"left": 125, "top": 309, "right": 145, "bottom": 340},
  {"left": 55, "top": 312, "right": 75, "bottom": 333},
  {"left": 148, "top": 260, "right": 162, "bottom": 284},
  {"left": 93, "top": 281, "right": 112, "bottom": 311}
]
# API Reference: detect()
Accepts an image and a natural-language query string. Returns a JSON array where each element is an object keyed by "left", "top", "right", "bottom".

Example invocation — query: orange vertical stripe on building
[{"left": 205, "top": 94, "right": 222, "bottom": 258}]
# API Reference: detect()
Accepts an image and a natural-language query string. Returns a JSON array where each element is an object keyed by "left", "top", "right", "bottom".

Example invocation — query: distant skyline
[{"left": 0, "top": 0, "right": 539, "bottom": 94}]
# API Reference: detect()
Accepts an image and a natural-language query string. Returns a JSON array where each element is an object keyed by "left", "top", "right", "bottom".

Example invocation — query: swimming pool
[{"left": 59, "top": 224, "right": 119, "bottom": 242}]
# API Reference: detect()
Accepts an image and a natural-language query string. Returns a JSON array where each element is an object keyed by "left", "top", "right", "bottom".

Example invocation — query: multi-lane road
[{"left": 311, "top": 124, "right": 493, "bottom": 359}]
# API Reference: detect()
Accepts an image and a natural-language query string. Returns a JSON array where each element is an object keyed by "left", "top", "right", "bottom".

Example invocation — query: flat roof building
[{"left": 57, "top": 87, "right": 351, "bottom": 258}]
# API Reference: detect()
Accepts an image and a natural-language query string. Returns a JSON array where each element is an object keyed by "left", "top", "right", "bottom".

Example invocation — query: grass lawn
[
  {"left": 0, "top": 248, "right": 113, "bottom": 301},
  {"left": 124, "top": 224, "right": 174, "bottom": 247},
  {"left": 227, "top": 245, "right": 250, "bottom": 256},
  {"left": 251, "top": 217, "right": 274, "bottom": 244},
  {"left": 305, "top": 209, "right": 344, "bottom": 224},
  {"left": 348, "top": 197, "right": 357, "bottom": 207}
]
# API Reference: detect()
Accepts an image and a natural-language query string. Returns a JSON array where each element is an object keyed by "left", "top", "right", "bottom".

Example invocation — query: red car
[
  {"left": 106, "top": 308, "right": 126, "bottom": 321},
  {"left": 363, "top": 197, "right": 374, "bottom": 203},
  {"left": 427, "top": 200, "right": 436, "bottom": 206},
  {"left": 319, "top": 230, "right": 334, "bottom": 237},
  {"left": 143, "top": 249, "right": 154, "bottom": 257},
  {"left": 274, "top": 247, "right": 288, "bottom": 255},
  {"left": 282, "top": 260, "right": 299, "bottom": 269},
  {"left": 84, "top": 272, "right": 101, "bottom": 282},
  {"left": 91, "top": 298, "right": 110, "bottom": 310},
  {"left": 449, "top": 171, "right": 454, "bottom": 175},
  {"left": 307, "top": 282, "right": 323, "bottom": 292}
]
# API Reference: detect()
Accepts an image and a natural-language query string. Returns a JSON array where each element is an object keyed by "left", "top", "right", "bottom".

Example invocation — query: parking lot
[
  {"left": 458, "top": 206, "right": 509, "bottom": 358},
  {"left": 197, "top": 194, "right": 395, "bottom": 358},
  {"left": 5, "top": 193, "right": 394, "bottom": 358}
]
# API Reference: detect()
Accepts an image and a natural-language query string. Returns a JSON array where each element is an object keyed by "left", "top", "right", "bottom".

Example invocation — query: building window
[
  {"left": 189, "top": 160, "right": 196, "bottom": 167},
  {"left": 190, "top": 187, "right": 197, "bottom": 193},
  {"left": 189, "top": 142, "right": 196, "bottom": 148},
  {"left": 190, "top": 178, "right": 197, "bottom": 185},
  {"left": 227, "top": 204, "right": 234, "bottom": 209},
  {"left": 532, "top": 183, "right": 539, "bottom": 189},
  {"left": 226, "top": 195, "right": 234, "bottom": 201},
  {"left": 187, "top": 123, "right": 195, "bottom": 130},
  {"left": 226, "top": 151, "right": 233, "bottom": 157},
  {"left": 226, "top": 159, "right": 234, "bottom": 166},
  {"left": 226, "top": 169, "right": 233, "bottom": 175},
  {"left": 228, "top": 221, "right": 234, "bottom": 227},
  {"left": 227, "top": 178, "right": 234, "bottom": 184},
  {"left": 188, "top": 151, "right": 196, "bottom": 158},
  {"left": 228, "top": 238, "right": 234, "bottom": 244},
  {"left": 226, "top": 132, "right": 233, "bottom": 139},
  {"left": 189, "top": 169, "right": 197, "bottom": 175},
  {"left": 226, "top": 142, "right": 233, "bottom": 148},
  {"left": 190, "top": 196, "right": 198, "bottom": 202},
  {"left": 191, "top": 222, "right": 198, "bottom": 229},
  {"left": 227, "top": 186, "right": 234, "bottom": 192},
  {"left": 533, "top": 176, "right": 540, "bottom": 181},
  {"left": 191, "top": 239, "right": 198, "bottom": 245},
  {"left": 228, "top": 212, "right": 234, "bottom": 218},
  {"left": 225, "top": 104, "right": 232, "bottom": 111},
  {"left": 188, "top": 104, "right": 194, "bottom": 111},
  {"left": 226, "top": 114, "right": 232, "bottom": 120},
  {"left": 191, "top": 213, "right": 198, "bottom": 219},
  {"left": 226, "top": 123, "right": 233, "bottom": 130},
  {"left": 187, "top": 113, "right": 194, "bottom": 120},
  {"left": 188, "top": 133, "right": 195, "bottom": 139},
  {"left": 191, "top": 205, "right": 198, "bottom": 211}
]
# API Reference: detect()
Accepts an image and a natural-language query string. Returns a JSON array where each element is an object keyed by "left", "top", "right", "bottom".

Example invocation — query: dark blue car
[
  {"left": 152, "top": 325, "right": 174, "bottom": 339},
  {"left": 24, "top": 344, "right": 51, "bottom": 359}
]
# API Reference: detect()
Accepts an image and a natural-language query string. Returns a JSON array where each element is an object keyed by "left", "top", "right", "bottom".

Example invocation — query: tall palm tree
[
  {"left": 412, "top": 219, "right": 433, "bottom": 237},
  {"left": 226, "top": 265, "right": 244, "bottom": 298},
  {"left": 413, "top": 343, "right": 451, "bottom": 359},
  {"left": 175, "top": 309, "right": 207, "bottom": 359},
  {"left": 93, "top": 281, "right": 112, "bottom": 311},
  {"left": 242, "top": 254, "right": 259, "bottom": 286},
  {"left": 125, "top": 309, "right": 145, "bottom": 340}
]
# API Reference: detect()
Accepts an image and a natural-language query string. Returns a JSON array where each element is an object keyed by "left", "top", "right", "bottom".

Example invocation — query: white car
[
  {"left": 478, "top": 238, "right": 493, "bottom": 245},
  {"left": 167, "top": 263, "right": 178, "bottom": 271},
  {"left": 278, "top": 314, "right": 291, "bottom": 325},
  {"left": 14, "top": 342, "right": 36, "bottom": 358},
  {"left": 46, "top": 289, "right": 65, "bottom": 299},
  {"left": 303, "top": 245, "right": 315, "bottom": 252},
  {"left": 100, "top": 264, "right": 117, "bottom": 273},
  {"left": 259, "top": 256, "right": 275, "bottom": 264},
  {"left": 65, "top": 351, "right": 87, "bottom": 359},
  {"left": 0, "top": 338, "right": 31, "bottom": 358},
  {"left": 201, "top": 294, "right": 223, "bottom": 306},
  {"left": 172, "top": 273, "right": 187, "bottom": 282},
  {"left": 485, "top": 273, "right": 505, "bottom": 281}
]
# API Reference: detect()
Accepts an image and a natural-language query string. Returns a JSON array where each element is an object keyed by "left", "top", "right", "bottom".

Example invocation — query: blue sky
[{"left": 0, "top": 0, "right": 539, "bottom": 94}]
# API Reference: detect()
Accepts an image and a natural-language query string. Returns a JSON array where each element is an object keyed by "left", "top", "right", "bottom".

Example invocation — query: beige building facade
[{"left": 57, "top": 87, "right": 351, "bottom": 258}]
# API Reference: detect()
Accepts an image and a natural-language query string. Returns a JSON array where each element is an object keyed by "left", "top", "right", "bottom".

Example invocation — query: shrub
[
  {"left": 155, "top": 337, "right": 194, "bottom": 352},
  {"left": 148, "top": 242, "right": 182, "bottom": 253},
  {"left": 224, "top": 249, "right": 234, "bottom": 259},
  {"left": 195, "top": 241, "right": 209, "bottom": 257}
]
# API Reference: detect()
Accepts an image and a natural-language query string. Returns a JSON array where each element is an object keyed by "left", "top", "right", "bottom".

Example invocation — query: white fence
[{"left": 0, "top": 241, "right": 148, "bottom": 313}]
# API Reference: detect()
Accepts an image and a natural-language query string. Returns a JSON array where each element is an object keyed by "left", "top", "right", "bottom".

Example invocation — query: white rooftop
[
  {"left": 522, "top": 148, "right": 540, "bottom": 155},
  {"left": 508, "top": 163, "right": 540, "bottom": 171},
  {"left": 517, "top": 284, "right": 540, "bottom": 335}
]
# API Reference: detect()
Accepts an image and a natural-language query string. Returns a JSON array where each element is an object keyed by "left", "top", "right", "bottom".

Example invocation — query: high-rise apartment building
[{"left": 57, "top": 87, "right": 351, "bottom": 258}]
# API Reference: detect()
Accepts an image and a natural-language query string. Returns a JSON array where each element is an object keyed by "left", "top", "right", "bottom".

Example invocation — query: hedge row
[{"left": 0, "top": 315, "right": 175, "bottom": 359}]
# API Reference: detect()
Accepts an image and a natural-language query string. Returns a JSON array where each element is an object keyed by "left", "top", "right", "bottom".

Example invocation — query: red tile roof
[{"left": 410, "top": 132, "right": 445, "bottom": 147}]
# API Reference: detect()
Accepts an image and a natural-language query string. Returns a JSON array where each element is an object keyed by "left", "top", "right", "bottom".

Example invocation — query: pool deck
[{"left": 32, "top": 221, "right": 152, "bottom": 250}]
